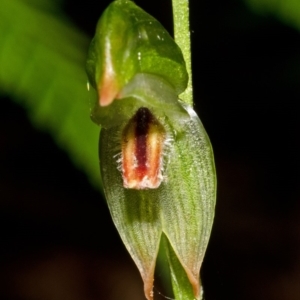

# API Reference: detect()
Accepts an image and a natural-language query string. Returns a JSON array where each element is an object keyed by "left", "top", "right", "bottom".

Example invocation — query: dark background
[{"left": 1, "top": 0, "right": 299, "bottom": 299}]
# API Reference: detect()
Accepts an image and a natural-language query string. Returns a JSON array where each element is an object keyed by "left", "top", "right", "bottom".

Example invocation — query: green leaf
[
  {"left": 0, "top": 0, "right": 101, "bottom": 189},
  {"left": 245, "top": 0, "right": 300, "bottom": 31}
]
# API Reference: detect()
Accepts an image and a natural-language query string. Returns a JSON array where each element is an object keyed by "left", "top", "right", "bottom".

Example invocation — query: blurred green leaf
[
  {"left": 245, "top": 0, "right": 300, "bottom": 30},
  {"left": 0, "top": 0, "right": 101, "bottom": 188}
]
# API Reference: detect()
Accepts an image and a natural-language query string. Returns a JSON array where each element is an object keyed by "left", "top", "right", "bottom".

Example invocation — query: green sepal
[
  {"left": 161, "top": 103, "right": 216, "bottom": 299},
  {"left": 99, "top": 126, "right": 163, "bottom": 300}
]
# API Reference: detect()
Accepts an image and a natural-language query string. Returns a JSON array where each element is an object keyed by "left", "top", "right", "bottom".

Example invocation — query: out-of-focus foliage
[
  {"left": 245, "top": 0, "right": 300, "bottom": 30},
  {"left": 0, "top": 0, "right": 101, "bottom": 189}
]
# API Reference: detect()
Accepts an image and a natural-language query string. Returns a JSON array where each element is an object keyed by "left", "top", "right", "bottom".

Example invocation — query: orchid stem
[{"left": 172, "top": 0, "right": 193, "bottom": 105}]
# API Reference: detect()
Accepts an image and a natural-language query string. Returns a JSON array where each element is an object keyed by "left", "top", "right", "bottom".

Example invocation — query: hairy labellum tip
[{"left": 121, "top": 107, "right": 166, "bottom": 189}]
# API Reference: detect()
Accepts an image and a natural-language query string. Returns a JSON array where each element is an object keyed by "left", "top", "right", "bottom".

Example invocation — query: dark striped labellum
[{"left": 121, "top": 107, "right": 166, "bottom": 189}]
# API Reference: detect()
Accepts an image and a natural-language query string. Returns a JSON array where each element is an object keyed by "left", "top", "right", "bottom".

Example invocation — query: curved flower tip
[
  {"left": 142, "top": 267, "right": 156, "bottom": 300},
  {"left": 185, "top": 268, "right": 201, "bottom": 299}
]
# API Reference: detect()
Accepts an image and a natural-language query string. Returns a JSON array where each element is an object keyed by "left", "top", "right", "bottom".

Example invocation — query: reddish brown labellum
[{"left": 121, "top": 107, "right": 166, "bottom": 189}]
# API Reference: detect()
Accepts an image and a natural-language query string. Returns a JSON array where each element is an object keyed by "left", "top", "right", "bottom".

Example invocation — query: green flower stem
[
  {"left": 0, "top": 0, "right": 101, "bottom": 189},
  {"left": 172, "top": 0, "right": 193, "bottom": 105}
]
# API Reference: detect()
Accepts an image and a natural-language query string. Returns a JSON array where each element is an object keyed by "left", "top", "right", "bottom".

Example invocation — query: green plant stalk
[{"left": 172, "top": 0, "right": 193, "bottom": 105}]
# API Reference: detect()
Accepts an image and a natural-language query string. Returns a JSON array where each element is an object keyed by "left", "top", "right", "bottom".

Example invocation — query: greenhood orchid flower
[{"left": 86, "top": 1, "right": 216, "bottom": 299}]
